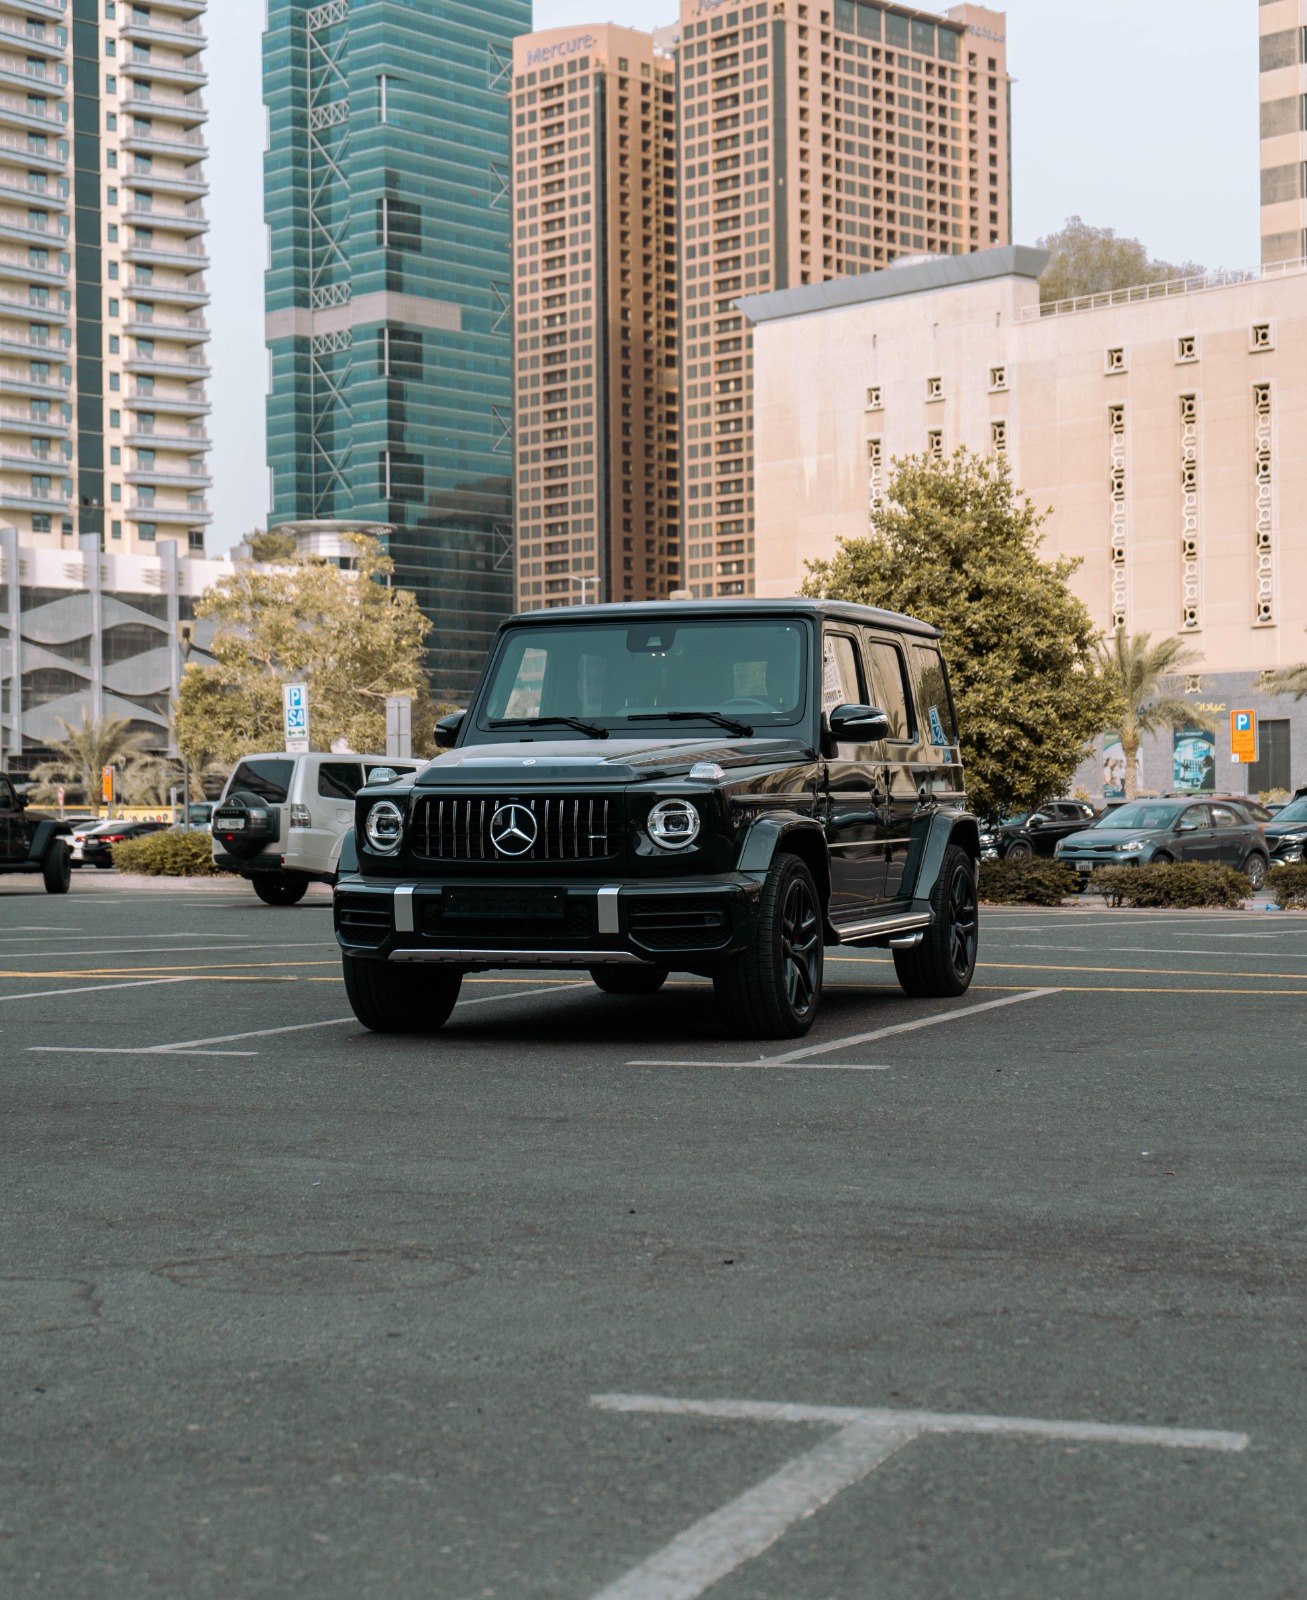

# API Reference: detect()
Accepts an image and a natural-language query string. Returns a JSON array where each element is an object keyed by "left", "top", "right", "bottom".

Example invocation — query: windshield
[
  {"left": 474, "top": 619, "right": 809, "bottom": 738},
  {"left": 1273, "top": 795, "right": 1307, "bottom": 825},
  {"left": 1094, "top": 802, "right": 1184, "bottom": 830}
]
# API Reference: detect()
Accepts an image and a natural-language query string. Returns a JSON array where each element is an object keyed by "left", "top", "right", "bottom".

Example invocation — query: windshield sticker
[{"left": 927, "top": 705, "right": 947, "bottom": 746}]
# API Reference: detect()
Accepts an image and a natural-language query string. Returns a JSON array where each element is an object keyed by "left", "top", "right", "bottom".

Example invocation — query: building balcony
[
  {"left": 0, "top": 486, "right": 72, "bottom": 513},
  {"left": 0, "top": 247, "right": 66, "bottom": 285},
  {"left": 123, "top": 426, "right": 208, "bottom": 450},
  {"left": 0, "top": 131, "right": 64, "bottom": 173},
  {"left": 0, "top": 371, "right": 69, "bottom": 398},
  {"left": 0, "top": 16, "right": 64, "bottom": 58},
  {"left": 125, "top": 351, "right": 210, "bottom": 379},
  {"left": 121, "top": 15, "right": 205, "bottom": 49},
  {"left": 127, "top": 501, "right": 212, "bottom": 525},
  {"left": 0, "top": 174, "right": 66, "bottom": 210},
  {"left": 125, "top": 57, "right": 207, "bottom": 93},
  {"left": 0, "top": 444, "right": 65, "bottom": 470},
  {"left": 122, "top": 240, "right": 209, "bottom": 270},
  {"left": 0, "top": 0, "right": 67, "bottom": 22},
  {"left": 125, "top": 166, "right": 208, "bottom": 200},
  {"left": 0, "top": 94, "right": 66, "bottom": 136},
  {"left": 126, "top": 273, "right": 209, "bottom": 307},
  {"left": 121, "top": 127, "right": 207, "bottom": 161},
  {"left": 0, "top": 214, "right": 67, "bottom": 249},
  {"left": 121, "top": 203, "right": 208, "bottom": 237},
  {"left": 0, "top": 402, "right": 67, "bottom": 435},
  {"left": 0, "top": 291, "right": 67, "bottom": 324},
  {"left": 121, "top": 88, "right": 207, "bottom": 128},
  {"left": 126, "top": 464, "right": 211, "bottom": 489},
  {"left": 0, "top": 331, "right": 67, "bottom": 357},
  {"left": 122, "top": 313, "right": 208, "bottom": 341},
  {"left": 0, "top": 61, "right": 67, "bottom": 98},
  {"left": 126, "top": 387, "right": 210, "bottom": 415}
]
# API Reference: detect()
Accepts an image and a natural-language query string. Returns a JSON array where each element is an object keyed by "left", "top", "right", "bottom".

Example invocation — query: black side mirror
[
  {"left": 435, "top": 710, "right": 465, "bottom": 750},
  {"left": 1028, "top": 812, "right": 1048, "bottom": 827},
  {"left": 828, "top": 704, "right": 891, "bottom": 742}
]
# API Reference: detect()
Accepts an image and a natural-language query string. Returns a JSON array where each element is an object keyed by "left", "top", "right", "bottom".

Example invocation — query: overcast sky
[{"left": 207, "top": 0, "right": 1260, "bottom": 554}]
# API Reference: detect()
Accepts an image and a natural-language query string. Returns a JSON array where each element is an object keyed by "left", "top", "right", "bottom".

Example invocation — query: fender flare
[
  {"left": 26, "top": 818, "right": 71, "bottom": 864},
  {"left": 903, "top": 811, "right": 979, "bottom": 915},
  {"left": 735, "top": 813, "right": 832, "bottom": 921}
]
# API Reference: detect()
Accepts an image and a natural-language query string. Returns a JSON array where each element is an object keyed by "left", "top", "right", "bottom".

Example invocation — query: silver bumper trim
[{"left": 388, "top": 948, "right": 647, "bottom": 967}]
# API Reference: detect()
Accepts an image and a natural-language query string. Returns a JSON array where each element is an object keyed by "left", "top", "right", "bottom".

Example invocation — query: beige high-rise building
[
  {"left": 510, "top": 23, "right": 680, "bottom": 611},
  {"left": 679, "top": 0, "right": 1009, "bottom": 598},
  {"left": 1260, "top": 0, "right": 1307, "bottom": 266},
  {"left": 0, "top": 0, "right": 210, "bottom": 557}
]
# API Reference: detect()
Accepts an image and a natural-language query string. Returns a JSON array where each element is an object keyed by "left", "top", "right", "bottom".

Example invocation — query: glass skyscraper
[{"left": 263, "top": 0, "right": 529, "bottom": 698}]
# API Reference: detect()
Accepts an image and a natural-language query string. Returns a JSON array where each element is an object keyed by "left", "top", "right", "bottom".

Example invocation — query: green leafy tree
[
  {"left": 802, "top": 448, "right": 1114, "bottom": 822},
  {"left": 26, "top": 712, "right": 151, "bottom": 804},
  {"left": 1037, "top": 216, "right": 1205, "bottom": 305},
  {"left": 175, "top": 534, "right": 435, "bottom": 768},
  {"left": 245, "top": 527, "right": 298, "bottom": 562},
  {"left": 1095, "top": 630, "right": 1215, "bottom": 801}
]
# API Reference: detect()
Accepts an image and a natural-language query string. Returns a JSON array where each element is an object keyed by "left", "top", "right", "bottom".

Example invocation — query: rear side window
[
  {"left": 911, "top": 644, "right": 958, "bottom": 745},
  {"left": 318, "top": 762, "right": 364, "bottom": 800},
  {"left": 226, "top": 759, "right": 294, "bottom": 804},
  {"left": 821, "top": 633, "right": 864, "bottom": 713},
  {"left": 1210, "top": 804, "right": 1241, "bottom": 828},
  {"left": 863, "top": 637, "right": 916, "bottom": 741}
]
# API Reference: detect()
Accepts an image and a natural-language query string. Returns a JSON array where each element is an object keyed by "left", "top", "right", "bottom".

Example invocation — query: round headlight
[
  {"left": 364, "top": 799, "right": 405, "bottom": 855},
  {"left": 647, "top": 797, "right": 701, "bottom": 852}
]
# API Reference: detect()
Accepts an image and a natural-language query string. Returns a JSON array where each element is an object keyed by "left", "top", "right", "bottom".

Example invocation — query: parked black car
[
  {"left": 0, "top": 773, "right": 71, "bottom": 893},
  {"left": 1055, "top": 798, "right": 1271, "bottom": 888},
  {"left": 1263, "top": 789, "right": 1307, "bottom": 866},
  {"left": 335, "top": 599, "right": 981, "bottom": 1040},
  {"left": 79, "top": 819, "right": 169, "bottom": 868},
  {"left": 979, "top": 801, "right": 1099, "bottom": 860}
]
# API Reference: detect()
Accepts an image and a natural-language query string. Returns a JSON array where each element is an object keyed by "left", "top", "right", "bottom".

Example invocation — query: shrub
[
  {"left": 112, "top": 828, "right": 232, "bottom": 878},
  {"left": 1267, "top": 863, "right": 1307, "bottom": 911},
  {"left": 979, "top": 857, "right": 1080, "bottom": 906},
  {"left": 1092, "top": 862, "right": 1251, "bottom": 910}
]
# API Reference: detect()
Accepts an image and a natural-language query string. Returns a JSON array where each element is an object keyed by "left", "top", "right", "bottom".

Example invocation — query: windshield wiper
[
  {"left": 628, "top": 710, "right": 753, "bottom": 737},
  {"left": 488, "top": 716, "right": 608, "bottom": 740}
]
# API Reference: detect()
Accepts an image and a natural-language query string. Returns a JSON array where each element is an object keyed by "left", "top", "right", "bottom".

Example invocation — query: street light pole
[{"left": 572, "top": 575, "right": 596, "bottom": 605}]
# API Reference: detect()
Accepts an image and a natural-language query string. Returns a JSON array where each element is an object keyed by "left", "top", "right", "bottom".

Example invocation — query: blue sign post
[{"left": 283, "top": 683, "right": 310, "bottom": 754}]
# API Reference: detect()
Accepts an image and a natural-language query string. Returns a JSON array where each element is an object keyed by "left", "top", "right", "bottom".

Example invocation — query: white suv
[{"left": 212, "top": 752, "right": 424, "bottom": 905}]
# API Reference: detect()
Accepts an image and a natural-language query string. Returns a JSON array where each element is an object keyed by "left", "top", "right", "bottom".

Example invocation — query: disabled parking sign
[{"left": 283, "top": 683, "right": 310, "bottom": 753}]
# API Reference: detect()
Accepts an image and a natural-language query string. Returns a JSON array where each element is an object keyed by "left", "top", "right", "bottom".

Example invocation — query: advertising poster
[
  {"left": 1172, "top": 727, "right": 1216, "bottom": 792},
  {"left": 1101, "top": 734, "right": 1141, "bottom": 799}
]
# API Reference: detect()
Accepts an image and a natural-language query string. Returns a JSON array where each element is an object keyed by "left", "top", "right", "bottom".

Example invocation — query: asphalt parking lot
[{"left": 2, "top": 872, "right": 1305, "bottom": 1599}]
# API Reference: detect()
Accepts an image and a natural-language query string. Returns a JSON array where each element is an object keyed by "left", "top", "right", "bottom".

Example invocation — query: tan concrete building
[
  {"left": 0, "top": 0, "right": 211, "bottom": 558},
  {"left": 742, "top": 248, "right": 1307, "bottom": 792},
  {"left": 1260, "top": 0, "right": 1307, "bottom": 266},
  {"left": 510, "top": 23, "right": 680, "bottom": 610},
  {"left": 679, "top": 0, "right": 1010, "bottom": 598}
]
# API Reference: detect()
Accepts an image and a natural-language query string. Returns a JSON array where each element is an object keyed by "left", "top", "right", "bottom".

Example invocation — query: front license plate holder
[
  {"left": 1076, "top": 862, "right": 1092, "bottom": 875},
  {"left": 442, "top": 887, "right": 566, "bottom": 920}
]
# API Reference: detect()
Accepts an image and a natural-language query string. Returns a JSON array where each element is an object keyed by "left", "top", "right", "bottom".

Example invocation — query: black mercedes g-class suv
[
  {"left": 334, "top": 600, "right": 979, "bottom": 1040},
  {"left": 0, "top": 772, "right": 71, "bottom": 893}
]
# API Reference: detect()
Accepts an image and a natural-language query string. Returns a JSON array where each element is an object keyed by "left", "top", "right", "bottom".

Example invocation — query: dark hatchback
[
  {"left": 979, "top": 800, "right": 1099, "bottom": 860},
  {"left": 1263, "top": 790, "right": 1307, "bottom": 866},
  {"left": 1055, "top": 798, "right": 1271, "bottom": 888}
]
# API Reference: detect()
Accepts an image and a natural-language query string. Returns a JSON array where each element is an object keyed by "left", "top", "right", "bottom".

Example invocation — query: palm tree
[
  {"left": 35, "top": 712, "right": 152, "bottom": 804},
  {"left": 1262, "top": 662, "right": 1307, "bottom": 700},
  {"left": 1095, "top": 630, "right": 1216, "bottom": 800}
]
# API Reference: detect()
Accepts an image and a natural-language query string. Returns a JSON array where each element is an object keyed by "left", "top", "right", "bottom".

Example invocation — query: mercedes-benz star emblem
[{"left": 489, "top": 803, "right": 538, "bottom": 857}]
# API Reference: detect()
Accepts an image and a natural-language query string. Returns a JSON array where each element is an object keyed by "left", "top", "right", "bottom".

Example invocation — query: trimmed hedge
[
  {"left": 1267, "top": 863, "right": 1307, "bottom": 911},
  {"left": 1092, "top": 862, "right": 1251, "bottom": 909},
  {"left": 979, "top": 857, "right": 1080, "bottom": 906},
  {"left": 112, "top": 828, "right": 232, "bottom": 878}
]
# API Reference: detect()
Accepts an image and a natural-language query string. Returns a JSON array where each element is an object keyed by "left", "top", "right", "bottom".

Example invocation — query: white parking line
[
  {"left": 627, "top": 988, "right": 1059, "bottom": 1069},
  {"left": 1, "top": 977, "right": 195, "bottom": 1003},
  {"left": 588, "top": 1393, "right": 1247, "bottom": 1600},
  {"left": 0, "top": 941, "right": 334, "bottom": 961}
]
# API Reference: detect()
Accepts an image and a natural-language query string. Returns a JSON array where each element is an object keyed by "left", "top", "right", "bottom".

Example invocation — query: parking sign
[
  {"left": 1230, "top": 709, "right": 1256, "bottom": 764},
  {"left": 283, "top": 683, "right": 310, "bottom": 753}
]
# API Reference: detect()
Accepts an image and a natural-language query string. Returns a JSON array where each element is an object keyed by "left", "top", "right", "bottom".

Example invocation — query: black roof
[{"left": 500, "top": 597, "right": 941, "bottom": 640}]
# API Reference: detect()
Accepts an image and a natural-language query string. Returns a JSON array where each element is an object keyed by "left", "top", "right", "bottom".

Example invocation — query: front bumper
[
  {"left": 334, "top": 873, "right": 761, "bottom": 969},
  {"left": 1056, "top": 851, "right": 1143, "bottom": 874}
]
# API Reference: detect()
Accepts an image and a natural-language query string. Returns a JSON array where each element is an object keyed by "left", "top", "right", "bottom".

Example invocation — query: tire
[
  {"left": 252, "top": 873, "right": 310, "bottom": 907},
  {"left": 590, "top": 965, "right": 670, "bottom": 995},
  {"left": 1242, "top": 852, "right": 1268, "bottom": 891},
  {"left": 894, "top": 844, "right": 979, "bottom": 999},
  {"left": 342, "top": 956, "right": 462, "bottom": 1034},
  {"left": 42, "top": 843, "right": 71, "bottom": 895},
  {"left": 1151, "top": 853, "right": 1174, "bottom": 866},
  {"left": 713, "top": 852, "right": 823, "bottom": 1039},
  {"left": 1005, "top": 839, "right": 1033, "bottom": 861}
]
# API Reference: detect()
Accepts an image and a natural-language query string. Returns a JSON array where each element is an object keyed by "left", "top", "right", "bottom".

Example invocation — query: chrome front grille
[{"left": 411, "top": 793, "right": 621, "bottom": 862}]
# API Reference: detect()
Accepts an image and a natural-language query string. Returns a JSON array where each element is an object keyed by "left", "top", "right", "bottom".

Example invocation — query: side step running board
[{"left": 832, "top": 911, "right": 933, "bottom": 948}]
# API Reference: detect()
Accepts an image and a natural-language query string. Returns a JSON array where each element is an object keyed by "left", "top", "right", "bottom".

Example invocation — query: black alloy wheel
[
  {"left": 42, "top": 842, "right": 71, "bottom": 895},
  {"left": 252, "top": 873, "right": 310, "bottom": 907},
  {"left": 894, "top": 844, "right": 979, "bottom": 999},
  {"left": 1005, "top": 838, "right": 1033, "bottom": 861},
  {"left": 590, "top": 966, "right": 670, "bottom": 995},
  {"left": 343, "top": 956, "right": 463, "bottom": 1034},
  {"left": 713, "top": 852, "right": 823, "bottom": 1039},
  {"left": 1242, "top": 852, "right": 1268, "bottom": 891}
]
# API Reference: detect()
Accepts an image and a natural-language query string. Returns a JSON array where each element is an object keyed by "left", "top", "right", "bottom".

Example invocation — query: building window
[
  {"left": 1250, "top": 322, "right": 1274, "bottom": 352},
  {"left": 111, "top": 519, "right": 122, "bottom": 540},
  {"left": 926, "top": 375, "right": 944, "bottom": 401},
  {"left": 989, "top": 365, "right": 1006, "bottom": 391},
  {"left": 1105, "top": 346, "right": 1126, "bottom": 374},
  {"left": 926, "top": 429, "right": 943, "bottom": 459},
  {"left": 1248, "top": 719, "right": 1292, "bottom": 794},
  {"left": 865, "top": 384, "right": 882, "bottom": 410},
  {"left": 1176, "top": 334, "right": 1197, "bottom": 363},
  {"left": 990, "top": 420, "right": 1007, "bottom": 455},
  {"left": 138, "top": 522, "right": 156, "bottom": 541}
]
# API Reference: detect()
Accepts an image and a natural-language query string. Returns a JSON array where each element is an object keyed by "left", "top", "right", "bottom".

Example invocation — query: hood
[
  {"left": 415, "top": 735, "right": 810, "bottom": 787},
  {"left": 1060, "top": 826, "right": 1167, "bottom": 848},
  {"left": 1264, "top": 817, "right": 1307, "bottom": 841}
]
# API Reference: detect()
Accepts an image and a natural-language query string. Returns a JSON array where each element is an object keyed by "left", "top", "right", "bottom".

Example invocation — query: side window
[
  {"left": 0, "top": 778, "right": 15, "bottom": 808},
  {"left": 911, "top": 644, "right": 958, "bottom": 746},
  {"left": 1181, "top": 805, "right": 1211, "bottom": 829},
  {"left": 863, "top": 636, "right": 915, "bottom": 741},
  {"left": 821, "top": 632, "right": 864, "bottom": 713},
  {"left": 365, "top": 763, "right": 419, "bottom": 783},
  {"left": 317, "top": 763, "right": 364, "bottom": 800},
  {"left": 1210, "top": 804, "right": 1239, "bottom": 828}
]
